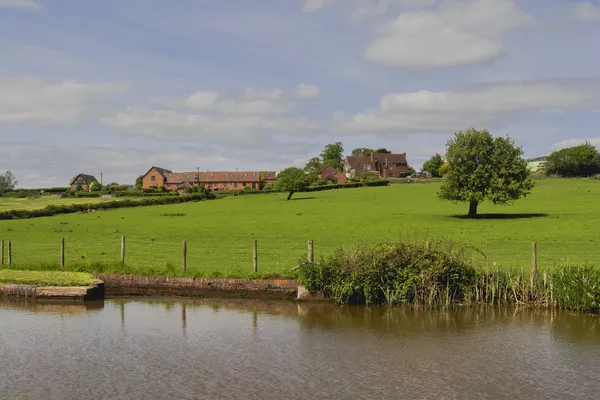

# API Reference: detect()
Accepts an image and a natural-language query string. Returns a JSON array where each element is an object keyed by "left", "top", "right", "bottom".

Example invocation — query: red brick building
[
  {"left": 317, "top": 165, "right": 348, "bottom": 184},
  {"left": 70, "top": 174, "right": 98, "bottom": 191},
  {"left": 343, "top": 152, "right": 409, "bottom": 179},
  {"left": 142, "top": 167, "right": 277, "bottom": 192}
]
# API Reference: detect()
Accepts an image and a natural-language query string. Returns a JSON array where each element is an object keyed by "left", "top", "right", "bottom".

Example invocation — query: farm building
[
  {"left": 70, "top": 174, "right": 98, "bottom": 191},
  {"left": 526, "top": 156, "right": 547, "bottom": 172},
  {"left": 344, "top": 152, "right": 409, "bottom": 179},
  {"left": 142, "top": 167, "right": 277, "bottom": 192},
  {"left": 317, "top": 165, "right": 348, "bottom": 184}
]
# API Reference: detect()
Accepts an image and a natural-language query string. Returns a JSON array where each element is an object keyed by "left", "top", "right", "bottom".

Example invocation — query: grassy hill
[{"left": 0, "top": 179, "right": 598, "bottom": 278}]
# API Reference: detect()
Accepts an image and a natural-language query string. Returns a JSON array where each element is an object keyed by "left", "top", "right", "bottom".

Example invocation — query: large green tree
[
  {"left": 275, "top": 167, "right": 311, "bottom": 200},
  {"left": 351, "top": 147, "right": 373, "bottom": 156},
  {"left": 422, "top": 154, "right": 445, "bottom": 177},
  {"left": 304, "top": 157, "right": 323, "bottom": 174},
  {"left": 375, "top": 148, "right": 392, "bottom": 154},
  {"left": 0, "top": 170, "right": 18, "bottom": 195},
  {"left": 135, "top": 175, "right": 144, "bottom": 189},
  {"left": 438, "top": 128, "right": 534, "bottom": 218},
  {"left": 545, "top": 142, "right": 600, "bottom": 177},
  {"left": 320, "top": 142, "right": 344, "bottom": 171}
]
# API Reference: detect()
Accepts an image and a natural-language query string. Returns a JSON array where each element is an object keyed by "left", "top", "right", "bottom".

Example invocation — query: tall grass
[{"left": 297, "top": 241, "right": 600, "bottom": 313}]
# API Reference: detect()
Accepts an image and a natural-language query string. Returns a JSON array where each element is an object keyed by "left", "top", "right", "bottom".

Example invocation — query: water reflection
[{"left": 2, "top": 299, "right": 599, "bottom": 400}]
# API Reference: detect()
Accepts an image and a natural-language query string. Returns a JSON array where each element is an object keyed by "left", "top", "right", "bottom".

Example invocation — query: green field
[
  {"left": 0, "top": 195, "right": 150, "bottom": 211},
  {"left": 0, "top": 270, "right": 96, "bottom": 286},
  {"left": 0, "top": 179, "right": 598, "bottom": 278}
]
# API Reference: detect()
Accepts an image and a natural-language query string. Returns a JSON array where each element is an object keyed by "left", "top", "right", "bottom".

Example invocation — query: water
[{"left": 1, "top": 298, "right": 600, "bottom": 400}]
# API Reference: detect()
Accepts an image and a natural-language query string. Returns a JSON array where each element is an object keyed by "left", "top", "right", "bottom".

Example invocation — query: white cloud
[
  {"left": 302, "top": 0, "right": 331, "bottom": 13},
  {"left": 0, "top": 0, "right": 40, "bottom": 10},
  {"left": 334, "top": 80, "right": 600, "bottom": 134},
  {"left": 351, "top": 0, "right": 436, "bottom": 20},
  {"left": 365, "top": 0, "right": 533, "bottom": 68},
  {"left": 570, "top": 2, "right": 600, "bottom": 22},
  {"left": 293, "top": 84, "right": 321, "bottom": 98},
  {"left": 0, "top": 78, "right": 129, "bottom": 127},
  {"left": 104, "top": 85, "right": 320, "bottom": 142},
  {"left": 552, "top": 138, "right": 600, "bottom": 150}
]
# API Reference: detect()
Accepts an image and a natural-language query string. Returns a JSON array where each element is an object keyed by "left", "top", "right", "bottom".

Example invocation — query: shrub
[{"left": 298, "top": 242, "right": 476, "bottom": 305}]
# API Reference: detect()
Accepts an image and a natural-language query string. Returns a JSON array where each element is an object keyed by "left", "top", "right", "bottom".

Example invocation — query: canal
[{"left": 1, "top": 298, "right": 599, "bottom": 399}]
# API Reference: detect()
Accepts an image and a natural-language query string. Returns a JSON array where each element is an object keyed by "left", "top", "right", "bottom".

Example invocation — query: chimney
[
  {"left": 360, "top": 152, "right": 364, "bottom": 156},
  {"left": 370, "top": 151, "right": 375, "bottom": 163}
]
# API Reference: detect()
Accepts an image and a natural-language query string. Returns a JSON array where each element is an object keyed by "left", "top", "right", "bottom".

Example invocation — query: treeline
[
  {"left": 544, "top": 142, "right": 600, "bottom": 177},
  {"left": 0, "top": 192, "right": 214, "bottom": 220}
]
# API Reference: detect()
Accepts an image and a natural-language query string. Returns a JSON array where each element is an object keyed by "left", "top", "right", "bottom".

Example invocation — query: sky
[{"left": 1, "top": 0, "right": 600, "bottom": 187}]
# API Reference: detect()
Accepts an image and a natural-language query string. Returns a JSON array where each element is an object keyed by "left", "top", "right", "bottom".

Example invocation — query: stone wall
[
  {"left": 0, "top": 282, "right": 104, "bottom": 301},
  {"left": 97, "top": 274, "right": 301, "bottom": 300}
]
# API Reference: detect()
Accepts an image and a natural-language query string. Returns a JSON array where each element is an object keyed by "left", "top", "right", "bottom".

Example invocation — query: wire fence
[{"left": 1, "top": 236, "right": 599, "bottom": 276}]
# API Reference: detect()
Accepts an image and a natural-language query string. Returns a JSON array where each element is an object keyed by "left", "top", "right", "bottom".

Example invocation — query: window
[{"left": 252, "top": 183, "right": 256, "bottom": 189}]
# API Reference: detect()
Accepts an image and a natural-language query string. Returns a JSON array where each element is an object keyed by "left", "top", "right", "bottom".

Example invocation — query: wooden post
[
  {"left": 7, "top": 240, "right": 11, "bottom": 266},
  {"left": 426, "top": 241, "right": 431, "bottom": 251},
  {"left": 530, "top": 241, "right": 537, "bottom": 295},
  {"left": 121, "top": 236, "right": 126, "bottom": 264},
  {"left": 61, "top": 238, "right": 65, "bottom": 268},
  {"left": 253, "top": 239, "right": 258, "bottom": 273},
  {"left": 308, "top": 240, "right": 314, "bottom": 263},
  {"left": 182, "top": 240, "right": 187, "bottom": 272},
  {"left": 0, "top": 240, "right": 4, "bottom": 266}
]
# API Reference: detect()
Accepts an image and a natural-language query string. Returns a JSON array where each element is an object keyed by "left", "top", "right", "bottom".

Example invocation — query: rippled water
[{"left": 1, "top": 298, "right": 599, "bottom": 400}]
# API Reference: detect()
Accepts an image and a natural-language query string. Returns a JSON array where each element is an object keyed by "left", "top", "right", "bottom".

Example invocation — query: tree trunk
[
  {"left": 468, "top": 201, "right": 478, "bottom": 218},
  {"left": 287, "top": 190, "right": 295, "bottom": 200}
]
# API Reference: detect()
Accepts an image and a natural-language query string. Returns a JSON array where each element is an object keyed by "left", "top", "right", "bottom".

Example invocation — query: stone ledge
[{"left": 0, "top": 281, "right": 104, "bottom": 301}]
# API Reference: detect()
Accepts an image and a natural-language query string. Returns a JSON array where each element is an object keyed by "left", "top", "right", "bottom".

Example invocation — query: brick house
[
  {"left": 142, "top": 167, "right": 277, "bottom": 192},
  {"left": 70, "top": 174, "right": 99, "bottom": 191},
  {"left": 344, "top": 152, "right": 409, "bottom": 179},
  {"left": 318, "top": 165, "right": 348, "bottom": 184}
]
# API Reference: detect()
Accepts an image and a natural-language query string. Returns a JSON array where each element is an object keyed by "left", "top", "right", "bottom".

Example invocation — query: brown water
[{"left": 1, "top": 298, "right": 600, "bottom": 400}]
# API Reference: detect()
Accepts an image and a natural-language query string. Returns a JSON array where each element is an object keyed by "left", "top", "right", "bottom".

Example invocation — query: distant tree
[
  {"left": 135, "top": 175, "right": 144, "bottom": 189},
  {"left": 375, "top": 148, "right": 392, "bottom": 154},
  {"left": 407, "top": 166, "right": 416, "bottom": 175},
  {"left": 351, "top": 147, "right": 374, "bottom": 156},
  {"left": 275, "top": 167, "right": 311, "bottom": 200},
  {"left": 304, "top": 157, "right": 324, "bottom": 174},
  {"left": 438, "top": 162, "right": 450, "bottom": 177},
  {"left": 438, "top": 128, "right": 534, "bottom": 218},
  {"left": 320, "top": 142, "right": 344, "bottom": 171},
  {"left": 545, "top": 142, "right": 600, "bottom": 177},
  {"left": 0, "top": 170, "right": 18, "bottom": 195},
  {"left": 89, "top": 181, "right": 101, "bottom": 192},
  {"left": 422, "top": 154, "right": 445, "bottom": 177}
]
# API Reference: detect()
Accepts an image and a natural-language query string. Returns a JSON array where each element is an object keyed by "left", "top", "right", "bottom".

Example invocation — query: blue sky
[{"left": 1, "top": 0, "right": 600, "bottom": 187}]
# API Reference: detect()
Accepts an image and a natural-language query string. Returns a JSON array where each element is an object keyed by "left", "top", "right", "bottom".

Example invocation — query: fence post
[
  {"left": 121, "top": 236, "right": 126, "bottom": 264},
  {"left": 61, "top": 238, "right": 65, "bottom": 268},
  {"left": 7, "top": 240, "right": 11, "bottom": 266},
  {"left": 530, "top": 241, "right": 537, "bottom": 295},
  {"left": 426, "top": 241, "right": 431, "bottom": 252},
  {"left": 308, "top": 240, "right": 314, "bottom": 263},
  {"left": 182, "top": 240, "right": 187, "bottom": 272},
  {"left": 253, "top": 240, "right": 258, "bottom": 273},
  {"left": 0, "top": 240, "right": 4, "bottom": 266}
]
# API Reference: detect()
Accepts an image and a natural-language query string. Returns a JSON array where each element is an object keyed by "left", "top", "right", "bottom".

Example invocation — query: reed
[{"left": 297, "top": 241, "right": 600, "bottom": 313}]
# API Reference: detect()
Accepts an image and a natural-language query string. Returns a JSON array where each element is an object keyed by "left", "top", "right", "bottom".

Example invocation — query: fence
[{"left": 1, "top": 237, "right": 600, "bottom": 276}]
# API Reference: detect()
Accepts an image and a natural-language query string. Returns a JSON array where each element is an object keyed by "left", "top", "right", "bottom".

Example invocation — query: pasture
[{"left": 0, "top": 179, "right": 598, "bottom": 278}]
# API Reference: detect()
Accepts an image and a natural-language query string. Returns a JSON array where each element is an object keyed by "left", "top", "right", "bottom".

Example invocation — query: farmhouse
[
  {"left": 344, "top": 152, "right": 409, "bottom": 179},
  {"left": 526, "top": 156, "right": 547, "bottom": 172},
  {"left": 318, "top": 165, "right": 348, "bottom": 184},
  {"left": 70, "top": 174, "right": 98, "bottom": 191},
  {"left": 142, "top": 167, "right": 277, "bottom": 192}
]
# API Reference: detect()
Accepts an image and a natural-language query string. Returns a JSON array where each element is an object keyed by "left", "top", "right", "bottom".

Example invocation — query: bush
[
  {"left": 298, "top": 242, "right": 475, "bottom": 305},
  {"left": 306, "top": 180, "right": 389, "bottom": 192}
]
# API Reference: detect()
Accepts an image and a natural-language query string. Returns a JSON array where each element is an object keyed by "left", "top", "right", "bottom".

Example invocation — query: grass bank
[
  {"left": 0, "top": 179, "right": 599, "bottom": 276},
  {"left": 0, "top": 270, "right": 97, "bottom": 286},
  {"left": 297, "top": 242, "right": 600, "bottom": 313}
]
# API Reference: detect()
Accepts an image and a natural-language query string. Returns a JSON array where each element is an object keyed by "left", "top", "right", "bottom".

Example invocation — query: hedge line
[
  {"left": 0, "top": 193, "right": 214, "bottom": 220},
  {"left": 73, "top": 191, "right": 177, "bottom": 198},
  {"left": 306, "top": 180, "right": 390, "bottom": 192},
  {"left": 2, "top": 187, "right": 70, "bottom": 197}
]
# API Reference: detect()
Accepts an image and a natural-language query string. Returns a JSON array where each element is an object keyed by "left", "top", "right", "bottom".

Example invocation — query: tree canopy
[
  {"left": 351, "top": 147, "right": 373, "bottom": 156},
  {"left": 545, "top": 142, "right": 600, "bottom": 177},
  {"left": 275, "top": 167, "right": 311, "bottom": 200},
  {"left": 304, "top": 157, "right": 323, "bottom": 174},
  {"left": 422, "top": 154, "right": 445, "bottom": 177},
  {"left": 375, "top": 148, "right": 392, "bottom": 154},
  {"left": 135, "top": 175, "right": 144, "bottom": 189},
  {"left": 0, "top": 170, "right": 18, "bottom": 195},
  {"left": 89, "top": 181, "right": 102, "bottom": 192},
  {"left": 320, "top": 142, "right": 344, "bottom": 171},
  {"left": 438, "top": 128, "right": 534, "bottom": 217}
]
